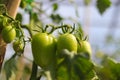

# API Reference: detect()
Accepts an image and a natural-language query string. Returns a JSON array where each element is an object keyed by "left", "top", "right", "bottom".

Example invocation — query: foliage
[
  {"left": 4, "top": 54, "right": 17, "bottom": 80},
  {"left": 95, "top": 57, "right": 120, "bottom": 80},
  {"left": 1, "top": 0, "right": 118, "bottom": 80},
  {"left": 57, "top": 50, "right": 99, "bottom": 80},
  {"left": 96, "top": 0, "right": 111, "bottom": 14}
]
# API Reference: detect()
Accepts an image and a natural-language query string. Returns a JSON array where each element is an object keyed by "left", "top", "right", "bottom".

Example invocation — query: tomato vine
[{"left": 1, "top": 0, "right": 119, "bottom": 80}]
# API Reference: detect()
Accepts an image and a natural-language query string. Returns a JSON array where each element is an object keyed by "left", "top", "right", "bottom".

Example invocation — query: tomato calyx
[
  {"left": 34, "top": 24, "right": 76, "bottom": 35},
  {"left": 61, "top": 24, "right": 75, "bottom": 34}
]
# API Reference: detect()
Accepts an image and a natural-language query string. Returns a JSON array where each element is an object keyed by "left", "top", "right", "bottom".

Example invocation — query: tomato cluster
[
  {"left": 31, "top": 24, "right": 92, "bottom": 68},
  {"left": 0, "top": 14, "right": 25, "bottom": 55},
  {"left": 0, "top": 14, "right": 16, "bottom": 43}
]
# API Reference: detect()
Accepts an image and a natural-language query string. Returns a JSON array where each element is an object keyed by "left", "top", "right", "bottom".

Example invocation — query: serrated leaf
[
  {"left": 96, "top": 0, "right": 111, "bottom": 14},
  {"left": 73, "top": 55, "right": 96, "bottom": 79},
  {"left": 57, "top": 50, "right": 98, "bottom": 80}
]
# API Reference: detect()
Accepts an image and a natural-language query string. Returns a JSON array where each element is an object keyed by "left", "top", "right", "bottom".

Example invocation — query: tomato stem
[
  {"left": 3, "top": 13, "right": 15, "bottom": 21},
  {"left": 30, "top": 61, "right": 38, "bottom": 80},
  {"left": 44, "top": 63, "right": 56, "bottom": 80},
  {"left": 45, "top": 24, "right": 55, "bottom": 34}
]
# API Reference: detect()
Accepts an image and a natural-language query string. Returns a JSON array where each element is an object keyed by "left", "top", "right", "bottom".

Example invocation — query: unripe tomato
[
  {"left": 2, "top": 25, "right": 16, "bottom": 43},
  {"left": 31, "top": 33, "right": 56, "bottom": 68},
  {"left": 77, "top": 40, "right": 92, "bottom": 55},
  {"left": 57, "top": 33, "right": 77, "bottom": 54},
  {"left": 0, "top": 15, "right": 9, "bottom": 28},
  {"left": 0, "top": 15, "right": 4, "bottom": 28},
  {"left": 13, "top": 40, "right": 24, "bottom": 53}
]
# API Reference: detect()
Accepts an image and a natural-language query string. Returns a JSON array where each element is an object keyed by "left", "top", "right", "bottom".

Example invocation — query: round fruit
[
  {"left": 57, "top": 33, "right": 77, "bottom": 54},
  {"left": 0, "top": 15, "right": 9, "bottom": 28},
  {"left": 13, "top": 40, "right": 24, "bottom": 53},
  {"left": 31, "top": 33, "right": 56, "bottom": 68},
  {"left": 77, "top": 40, "right": 92, "bottom": 55},
  {"left": 2, "top": 25, "right": 16, "bottom": 43}
]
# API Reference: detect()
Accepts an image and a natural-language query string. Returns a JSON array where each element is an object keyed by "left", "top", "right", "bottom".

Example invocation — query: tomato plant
[{"left": 0, "top": 0, "right": 116, "bottom": 80}]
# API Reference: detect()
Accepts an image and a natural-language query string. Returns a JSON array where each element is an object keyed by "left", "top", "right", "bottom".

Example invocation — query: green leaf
[
  {"left": 104, "top": 58, "right": 120, "bottom": 80},
  {"left": 4, "top": 54, "right": 17, "bottom": 80},
  {"left": 57, "top": 64, "right": 69, "bottom": 80},
  {"left": 16, "top": 13, "right": 22, "bottom": 22},
  {"left": 31, "top": 13, "right": 39, "bottom": 22},
  {"left": 95, "top": 57, "right": 120, "bottom": 80},
  {"left": 96, "top": 0, "right": 111, "bottom": 14},
  {"left": 57, "top": 50, "right": 99, "bottom": 80},
  {"left": 73, "top": 54, "right": 97, "bottom": 80},
  {"left": 26, "top": 0, "right": 34, "bottom": 4},
  {"left": 75, "top": 24, "right": 84, "bottom": 40},
  {"left": 52, "top": 3, "right": 58, "bottom": 11},
  {"left": 50, "top": 14, "right": 63, "bottom": 23}
]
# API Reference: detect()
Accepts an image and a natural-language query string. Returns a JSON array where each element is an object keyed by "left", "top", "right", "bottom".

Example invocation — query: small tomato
[
  {"left": 2, "top": 25, "right": 16, "bottom": 43},
  {"left": 77, "top": 40, "right": 92, "bottom": 56},
  {"left": 57, "top": 33, "right": 77, "bottom": 54},
  {"left": 13, "top": 40, "right": 24, "bottom": 53}
]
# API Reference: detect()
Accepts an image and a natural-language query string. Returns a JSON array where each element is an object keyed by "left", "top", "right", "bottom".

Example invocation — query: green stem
[
  {"left": 22, "top": 22, "right": 39, "bottom": 80},
  {"left": 30, "top": 61, "right": 38, "bottom": 80},
  {"left": 44, "top": 61, "right": 56, "bottom": 80},
  {"left": 21, "top": 25, "right": 32, "bottom": 37}
]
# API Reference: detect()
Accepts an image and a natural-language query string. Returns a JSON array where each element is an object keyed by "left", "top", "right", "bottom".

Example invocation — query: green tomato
[
  {"left": 77, "top": 40, "right": 92, "bottom": 56},
  {"left": 2, "top": 25, "right": 16, "bottom": 43},
  {"left": 57, "top": 33, "right": 77, "bottom": 54},
  {"left": 31, "top": 33, "right": 56, "bottom": 68},
  {"left": 0, "top": 15, "right": 4, "bottom": 27},
  {"left": 13, "top": 40, "right": 24, "bottom": 53},
  {"left": 0, "top": 15, "right": 9, "bottom": 28}
]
